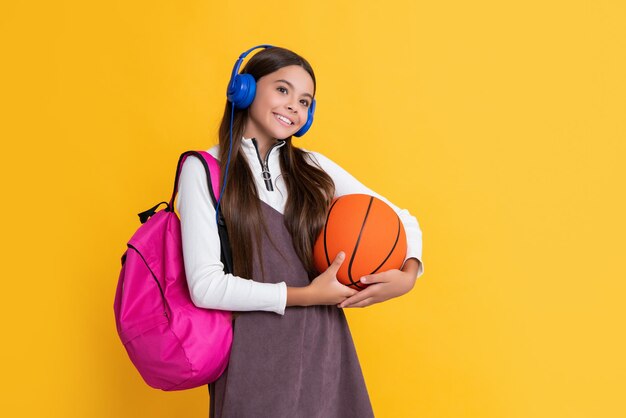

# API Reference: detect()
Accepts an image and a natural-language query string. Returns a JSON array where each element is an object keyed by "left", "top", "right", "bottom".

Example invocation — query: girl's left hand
[{"left": 336, "top": 269, "right": 416, "bottom": 309}]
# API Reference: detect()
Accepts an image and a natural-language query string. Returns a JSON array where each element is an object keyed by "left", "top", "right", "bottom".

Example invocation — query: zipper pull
[
  {"left": 261, "top": 162, "right": 271, "bottom": 179},
  {"left": 261, "top": 162, "right": 273, "bottom": 191}
]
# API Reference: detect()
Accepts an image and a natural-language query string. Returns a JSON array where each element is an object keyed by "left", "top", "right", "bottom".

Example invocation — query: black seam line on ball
[
  {"left": 351, "top": 281, "right": 366, "bottom": 290},
  {"left": 370, "top": 214, "right": 401, "bottom": 275},
  {"left": 323, "top": 197, "right": 342, "bottom": 267},
  {"left": 348, "top": 196, "right": 374, "bottom": 286}
]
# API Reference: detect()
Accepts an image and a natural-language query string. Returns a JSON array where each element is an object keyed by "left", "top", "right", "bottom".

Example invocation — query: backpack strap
[
  {"left": 168, "top": 150, "right": 235, "bottom": 275},
  {"left": 169, "top": 151, "right": 221, "bottom": 209}
]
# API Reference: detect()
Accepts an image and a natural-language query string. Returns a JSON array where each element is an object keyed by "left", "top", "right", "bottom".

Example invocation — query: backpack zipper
[{"left": 127, "top": 243, "right": 170, "bottom": 320}]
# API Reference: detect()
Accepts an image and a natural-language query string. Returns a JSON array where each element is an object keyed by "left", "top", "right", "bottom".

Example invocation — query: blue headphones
[{"left": 225, "top": 44, "right": 316, "bottom": 137}]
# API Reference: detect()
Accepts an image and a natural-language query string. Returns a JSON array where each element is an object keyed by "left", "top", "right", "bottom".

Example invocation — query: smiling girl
[{"left": 176, "top": 45, "right": 424, "bottom": 417}]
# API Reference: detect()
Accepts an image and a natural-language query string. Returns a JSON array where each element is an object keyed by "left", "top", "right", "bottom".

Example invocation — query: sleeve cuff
[{"left": 275, "top": 281, "right": 287, "bottom": 315}]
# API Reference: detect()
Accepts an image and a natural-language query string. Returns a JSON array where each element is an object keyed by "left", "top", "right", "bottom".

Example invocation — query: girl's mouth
[{"left": 273, "top": 112, "right": 294, "bottom": 127}]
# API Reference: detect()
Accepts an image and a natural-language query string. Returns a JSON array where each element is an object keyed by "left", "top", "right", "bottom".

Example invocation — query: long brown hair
[{"left": 217, "top": 46, "right": 335, "bottom": 281}]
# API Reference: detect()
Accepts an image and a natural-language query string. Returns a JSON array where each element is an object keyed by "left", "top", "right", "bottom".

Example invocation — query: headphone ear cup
[
  {"left": 227, "top": 73, "right": 256, "bottom": 109},
  {"left": 293, "top": 98, "right": 316, "bottom": 137}
]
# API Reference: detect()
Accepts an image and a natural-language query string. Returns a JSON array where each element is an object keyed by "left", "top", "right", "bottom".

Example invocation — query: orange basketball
[{"left": 313, "top": 193, "right": 407, "bottom": 290}]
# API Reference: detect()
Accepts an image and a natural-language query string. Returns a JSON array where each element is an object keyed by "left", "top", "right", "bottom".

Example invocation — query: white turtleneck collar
[
  {"left": 240, "top": 136, "right": 286, "bottom": 158},
  {"left": 239, "top": 136, "right": 287, "bottom": 193},
  {"left": 206, "top": 136, "right": 288, "bottom": 198}
]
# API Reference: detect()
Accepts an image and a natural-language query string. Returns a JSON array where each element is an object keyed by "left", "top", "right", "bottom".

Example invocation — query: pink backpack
[{"left": 114, "top": 150, "right": 233, "bottom": 391}]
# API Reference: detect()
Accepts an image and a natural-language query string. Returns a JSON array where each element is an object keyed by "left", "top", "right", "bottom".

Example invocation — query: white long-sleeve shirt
[{"left": 175, "top": 136, "right": 424, "bottom": 316}]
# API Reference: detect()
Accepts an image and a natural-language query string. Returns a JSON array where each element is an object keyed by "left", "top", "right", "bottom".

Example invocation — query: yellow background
[{"left": 1, "top": 0, "right": 625, "bottom": 417}]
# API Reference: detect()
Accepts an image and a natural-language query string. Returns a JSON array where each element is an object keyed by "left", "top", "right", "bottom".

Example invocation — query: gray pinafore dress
[{"left": 208, "top": 200, "right": 375, "bottom": 418}]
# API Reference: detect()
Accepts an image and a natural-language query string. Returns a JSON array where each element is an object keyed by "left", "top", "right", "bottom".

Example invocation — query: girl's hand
[
  {"left": 336, "top": 268, "right": 416, "bottom": 309},
  {"left": 307, "top": 252, "right": 358, "bottom": 305}
]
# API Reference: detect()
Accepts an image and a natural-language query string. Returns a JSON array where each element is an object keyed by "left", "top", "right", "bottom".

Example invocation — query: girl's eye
[{"left": 277, "top": 86, "right": 309, "bottom": 107}]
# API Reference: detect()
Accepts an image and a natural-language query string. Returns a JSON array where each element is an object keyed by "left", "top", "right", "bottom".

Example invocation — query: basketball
[{"left": 313, "top": 193, "right": 407, "bottom": 290}]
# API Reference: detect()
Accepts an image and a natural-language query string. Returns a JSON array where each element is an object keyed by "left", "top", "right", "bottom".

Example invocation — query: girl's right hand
[{"left": 307, "top": 252, "right": 359, "bottom": 305}]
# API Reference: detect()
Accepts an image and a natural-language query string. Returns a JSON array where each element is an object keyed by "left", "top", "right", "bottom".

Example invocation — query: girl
[{"left": 176, "top": 45, "right": 424, "bottom": 417}]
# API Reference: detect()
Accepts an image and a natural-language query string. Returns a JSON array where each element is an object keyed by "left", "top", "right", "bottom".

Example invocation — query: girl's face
[{"left": 244, "top": 65, "right": 315, "bottom": 142}]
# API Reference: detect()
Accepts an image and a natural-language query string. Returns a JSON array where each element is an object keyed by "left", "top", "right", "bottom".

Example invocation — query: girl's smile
[{"left": 273, "top": 112, "right": 294, "bottom": 126}]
